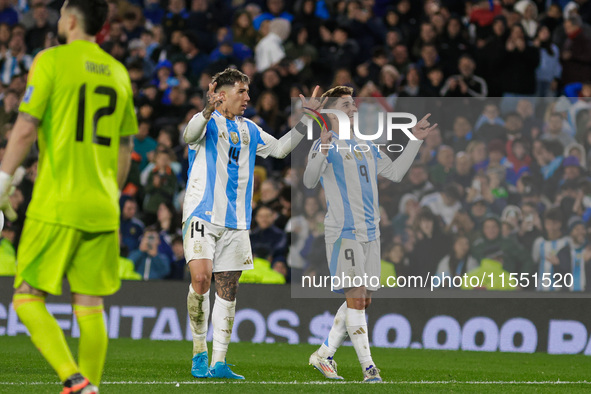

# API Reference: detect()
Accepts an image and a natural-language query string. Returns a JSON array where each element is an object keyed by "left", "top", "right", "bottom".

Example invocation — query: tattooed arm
[
  {"left": 184, "top": 82, "right": 222, "bottom": 144},
  {"left": 214, "top": 271, "right": 242, "bottom": 301},
  {"left": 0, "top": 111, "right": 39, "bottom": 176}
]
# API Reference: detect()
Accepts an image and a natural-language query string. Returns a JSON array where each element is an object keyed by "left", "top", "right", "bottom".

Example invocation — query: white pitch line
[{"left": 1, "top": 381, "right": 590, "bottom": 385}]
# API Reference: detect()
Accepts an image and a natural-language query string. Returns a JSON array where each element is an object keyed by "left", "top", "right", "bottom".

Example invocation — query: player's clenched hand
[
  {"left": 299, "top": 85, "right": 328, "bottom": 116},
  {"left": 412, "top": 113, "right": 438, "bottom": 141},
  {"left": 0, "top": 172, "right": 17, "bottom": 222},
  {"left": 204, "top": 82, "right": 223, "bottom": 118}
]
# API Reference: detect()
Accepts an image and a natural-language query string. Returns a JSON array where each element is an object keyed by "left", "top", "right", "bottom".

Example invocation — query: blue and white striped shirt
[
  {"left": 304, "top": 132, "right": 422, "bottom": 243},
  {"left": 182, "top": 110, "right": 284, "bottom": 230}
]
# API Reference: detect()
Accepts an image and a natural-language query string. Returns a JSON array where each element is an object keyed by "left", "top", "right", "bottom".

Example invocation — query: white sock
[
  {"left": 187, "top": 284, "right": 210, "bottom": 356},
  {"left": 211, "top": 293, "right": 236, "bottom": 366},
  {"left": 318, "top": 301, "right": 348, "bottom": 358},
  {"left": 346, "top": 308, "right": 374, "bottom": 370}
]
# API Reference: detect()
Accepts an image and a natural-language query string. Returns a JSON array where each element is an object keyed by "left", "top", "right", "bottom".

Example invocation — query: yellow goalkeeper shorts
[{"left": 14, "top": 218, "right": 121, "bottom": 296}]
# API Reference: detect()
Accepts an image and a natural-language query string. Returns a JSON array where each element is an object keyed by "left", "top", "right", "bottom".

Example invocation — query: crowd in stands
[{"left": 0, "top": 0, "right": 591, "bottom": 291}]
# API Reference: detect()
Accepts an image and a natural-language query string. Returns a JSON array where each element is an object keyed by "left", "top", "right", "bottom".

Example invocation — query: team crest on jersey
[
  {"left": 193, "top": 241, "right": 203, "bottom": 255},
  {"left": 230, "top": 132, "right": 239, "bottom": 144},
  {"left": 241, "top": 132, "right": 249, "bottom": 145},
  {"left": 354, "top": 151, "right": 364, "bottom": 161}
]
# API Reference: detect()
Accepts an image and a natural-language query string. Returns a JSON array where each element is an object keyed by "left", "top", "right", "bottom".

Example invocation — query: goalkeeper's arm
[
  {"left": 118, "top": 136, "right": 133, "bottom": 190},
  {"left": 0, "top": 112, "right": 39, "bottom": 220}
]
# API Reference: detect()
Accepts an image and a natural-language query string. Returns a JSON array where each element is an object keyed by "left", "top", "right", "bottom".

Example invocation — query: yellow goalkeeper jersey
[{"left": 19, "top": 40, "right": 138, "bottom": 232}]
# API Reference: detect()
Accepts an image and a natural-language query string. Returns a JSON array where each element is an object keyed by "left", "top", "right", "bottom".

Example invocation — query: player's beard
[{"left": 57, "top": 33, "right": 67, "bottom": 45}]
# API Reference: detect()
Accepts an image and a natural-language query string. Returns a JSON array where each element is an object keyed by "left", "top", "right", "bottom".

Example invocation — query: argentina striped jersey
[
  {"left": 183, "top": 110, "right": 280, "bottom": 230},
  {"left": 304, "top": 132, "right": 422, "bottom": 244}
]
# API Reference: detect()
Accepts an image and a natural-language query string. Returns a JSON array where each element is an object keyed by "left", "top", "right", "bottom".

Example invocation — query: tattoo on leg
[{"left": 214, "top": 271, "right": 241, "bottom": 301}]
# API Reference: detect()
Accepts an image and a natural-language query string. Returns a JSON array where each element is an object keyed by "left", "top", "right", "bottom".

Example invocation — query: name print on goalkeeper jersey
[{"left": 183, "top": 110, "right": 279, "bottom": 230}]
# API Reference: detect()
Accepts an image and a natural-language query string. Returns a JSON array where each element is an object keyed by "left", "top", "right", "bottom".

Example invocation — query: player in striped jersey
[
  {"left": 182, "top": 68, "right": 324, "bottom": 379},
  {"left": 532, "top": 207, "right": 569, "bottom": 291},
  {"left": 303, "top": 86, "right": 436, "bottom": 382}
]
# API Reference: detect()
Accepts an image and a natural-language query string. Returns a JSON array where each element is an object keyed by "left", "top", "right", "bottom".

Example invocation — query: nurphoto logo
[{"left": 302, "top": 106, "right": 418, "bottom": 153}]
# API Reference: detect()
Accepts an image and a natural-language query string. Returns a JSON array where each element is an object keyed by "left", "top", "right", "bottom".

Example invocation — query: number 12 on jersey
[{"left": 76, "top": 83, "right": 117, "bottom": 147}]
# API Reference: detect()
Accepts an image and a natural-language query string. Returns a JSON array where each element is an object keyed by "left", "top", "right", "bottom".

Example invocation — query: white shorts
[
  {"left": 182, "top": 216, "right": 254, "bottom": 273},
  {"left": 326, "top": 238, "right": 381, "bottom": 292}
]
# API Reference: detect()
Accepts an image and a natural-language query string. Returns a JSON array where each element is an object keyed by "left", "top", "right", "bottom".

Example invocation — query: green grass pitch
[{"left": 1, "top": 336, "right": 591, "bottom": 393}]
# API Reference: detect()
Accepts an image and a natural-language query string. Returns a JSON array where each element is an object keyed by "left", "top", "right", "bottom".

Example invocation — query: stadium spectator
[
  {"left": 514, "top": 0, "right": 539, "bottom": 39},
  {"left": 0, "top": 32, "right": 32, "bottom": 85},
  {"left": 537, "top": 139, "right": 565, "bottom": 199},
  {"left": 168, "top": 235, "right": 187, "bottom": 280},
  {"left": 560, "top": 15, "right": 591, "bottom": 85},
  {"left": 533, "top": 25, "right": 562, "bottom": 98},
  {"left": 557, "top": 216, "right": 591, "bottom": 291},
  {"left": 532, "top": 207, "right": 569, "bottom": 290},
  {"left": 408, "top": 207, "right": 450, "bottom": 276},
  {"left": 475, "top": 15, "right": 508, "bottom": 97},
  {"left": 143, "top": 0, "right": 165, "bottom": 26},
  {"left": 319, "top": 24, "right": 359, "bottom": 75},
  {"left": 421, "top": 184, "right": 463, "bottom": 227},
  {"left": 25, "top": 0, "right": 55, "bottom": 54},
  {"left": 428, "top": 145, "right": 455, "bottom": 189},
  {"left": 392, "top": 193, "right": 420, "bottom": 238},
  {"left": 250, "top": 204, "right": 288, "bottom": 275},
  {"left": 0, "top": 0, "right": 18, "bottom": 26},
  {"left": 21, "top": 0, "right": 58, "bottom": 30},
  {"left": 380, "top": 242, "right": 411, "bottom": 286},
  {"left": 253, "top": 0, "right": 294, "bottom": 31},
  {"left": 156, "top": 201, "right": 179, "bottom": 260},
  {"left": 179, "top": 31, "right": 209, "bottom": 85},
  {"left": 161, "top": 0, "right": 189, "bottom": 41},
  {"left": 451, "top": 151, "right": 475, "bottom": 188},
  {"left": 232, "top": 9, "right": 258, "bottom": 49},
  {"left": 284, "top": 25, "right": 318, "bottom": 84},
  {"left": 472, "top": 214, "right": 534, "bottom": 274},
  {"left": 134, "top": 119, "right": 157, "bottom": 171},
  {"left": 441, "top": 55, "right": 488, "bottom": 98},
  {"left": 502, "top": 24, "right": 540, "bottom": 99},
  {"left": 255, "top": 17, "right": 290, "bottom": 72},
  {"left": 436, "top": 235, "right": 479, "bottom": 286},
  {"left": 120, "top": 196, "right": 145, "bottom": 253},
  {"left": 542, "top": 112, "right": 575, "bottom": 147},
  {"left": 0, "top": 88, "right": 18, "bottom": 126},
  {"left": 447, "top": 116, "right": 473, "bottom": 152},
  {"left": 129, "top": 226, "right": 171, "bottom": 280},
  {"left": 401, "top": 163, "right": 435, "bottom": 200},
  {"left": 143, "top": 149, "right": 178, "bottom": 224}
]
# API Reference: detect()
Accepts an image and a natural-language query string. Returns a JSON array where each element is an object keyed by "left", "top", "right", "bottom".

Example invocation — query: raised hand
[
  {"left": 412, "top": 113, "right": 438, "bottom": 141},
  {"left": 299, "top": 85, "right": 328, "bottom": 116},
  {"left": 204, "top": 82, "right": 223, "bottom": 118}
]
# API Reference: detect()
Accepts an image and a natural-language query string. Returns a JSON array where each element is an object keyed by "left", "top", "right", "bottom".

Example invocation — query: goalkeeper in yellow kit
[{"left": 0, "top": 1, "right": 137, "bottom": 393}]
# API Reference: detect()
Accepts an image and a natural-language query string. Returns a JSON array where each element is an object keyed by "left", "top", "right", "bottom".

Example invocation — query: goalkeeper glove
[{"left": 0, "top": 171, "right": 17, "bottom": 222}]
